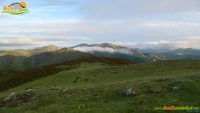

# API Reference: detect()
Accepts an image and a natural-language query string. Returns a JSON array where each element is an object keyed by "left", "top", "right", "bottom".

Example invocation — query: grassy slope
[
  {"left": 0, "top": 49, "right": 94, "bottom": 70},
  {"left": 0, "top": 57, "right": 133, "bottom": 92},
  {"left": 0, "top": 50, "right": 32, "bottom": 57},
  {"left": 0, "top": 60, "right": 200, "bottom": 113}
]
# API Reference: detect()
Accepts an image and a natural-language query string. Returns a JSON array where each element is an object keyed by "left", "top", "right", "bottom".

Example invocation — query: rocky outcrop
[
  {"left": 123, "top": 88, "right": 136, "bottom": 96},
  {"left": 2, "top": 89, "right": 36, "bottom": 107}
]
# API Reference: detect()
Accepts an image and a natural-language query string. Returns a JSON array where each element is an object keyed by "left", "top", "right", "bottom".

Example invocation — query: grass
[
  {"left": 0, "top": 57, "right": 133, "bottom": 91},
  {"left": 0, "top": 60, "right": 200, "bottom": 113},
  {"left": 0, "top": 50, "right": 31, "bottom": 57}
]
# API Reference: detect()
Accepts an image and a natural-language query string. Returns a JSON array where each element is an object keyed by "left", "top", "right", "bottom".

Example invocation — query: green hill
[
  {"left": 0, "top": 50, "right": 31, "bottom": 57},
  {"left": 31, "top": 45, "right": 61, "bottom": 55},
  {"left": 0, "top": 45, "right": 60, "bottom": 57},
  {"left": 0, "top": 48, "right": 94, "bottom": 70},
  {"left": 0, "top": 57, "right": 133, "bottom": 92},
  {"left": 161, "top": 48, "right": 200, "bottom": 60},
  {"left": 0, "top": 60, "right": 199, "bottom": 113}
]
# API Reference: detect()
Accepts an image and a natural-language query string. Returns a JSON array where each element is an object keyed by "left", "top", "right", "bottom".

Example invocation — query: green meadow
[{"left": 0, "top": 60, "right": 200, "bottom": 113}]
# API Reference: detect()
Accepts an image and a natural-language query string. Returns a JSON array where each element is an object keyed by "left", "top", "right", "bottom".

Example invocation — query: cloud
[
  {"left": 0, "top": 37, "right": 45, "bottom": 47},
  {"left": 0, "top": 19, "right": 88, "bottom": 41},
  {"left": 0, "top": 34, "right": 88, "bottom": 49},
  {"left": 111, "top": 35, "right": 200, "bottom": 50},
  {"left": 73, "top": 46, "right": 116, "bottom": 53},
  {"left": 140, "top": 21, "right": 200, "bottom": 28},
  {"left": 0, "top": 0, "right": 79, "bottom": 8},
  {"left": 0, "top": 18, "right": 199, "bottom": 49},
  {"left": 73, "top": 46, "right": 134, "bottom": 55},
  {"left": 144, "top": 40, "right": 189, "bottom": 50},
  {"left": 144, "top": 36, "right": 200, "bottom": 49},
  {"left": 80, "top": 0, "right": 200, "bottom": 20},
  {"left": 0, "top": 0, "right": 200, "bottom": 49},
  {"left": 32, "top": 0, "right": 79, "bottom": 7},
  {"left": 112, "top": 42, "right": 137, "bottom": 47}
]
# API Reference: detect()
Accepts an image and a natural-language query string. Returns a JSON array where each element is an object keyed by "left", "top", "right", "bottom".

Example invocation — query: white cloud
[
  {"left": 73, "top": 46, "right": 116, "bottom": 53},
  {"left": 0, "top": 34, "right": 88, "bottom": 49},
  {"left": 81, "top": 0, "right": 200, "bottom": 20},
  {"left": 73, "top": 46, "right": 135, "bottom": 55},
  {"left": 0, "top": 0, "right": 200, "bottom": 49},
  {"left": 184, "top": 12, "right": 200, "bottom": 17},
  {"left": 0, "top": 37, "right": 45, "bottom": 46},
  {"left": 144, "top": 36, "right": 200, "bottom": 49},
  {"left": 0, "top": 18, "right": 89, "bottom": 48},
  {"left": 110, "top": 36, "right": 200, "bottom": 50},
  {"left": 144, "top": 40, "right": 189, "bottom": 50},
  {"left": 112, "top": 42, "right": 137, "bottom": 47},
  {"left": 141, "top": 21, "right": 200, "bottom": 28}
]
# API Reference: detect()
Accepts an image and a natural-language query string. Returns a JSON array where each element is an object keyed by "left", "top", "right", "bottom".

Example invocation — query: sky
[{"left": 0, "top": 0, "right": 200, "bottom": 49}]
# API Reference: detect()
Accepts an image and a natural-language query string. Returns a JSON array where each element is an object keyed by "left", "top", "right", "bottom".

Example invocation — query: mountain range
[
  {"left": 0, "top": 45, "right": 60, "bottom": 57},
  {"left": 1, "top": 43, "right": 200, "bottom": 70},
  {"left": 0, "top": 43, "right": 200, "bottom": 113},
  {"left": 72, "top": 43, "right": 164, "bottom": 62},
  {"left": 159, "top": 48, "right": 200, "bottom": 60},
  {"left": 0, "top": 47, "right": 94, "bottom": 70}
]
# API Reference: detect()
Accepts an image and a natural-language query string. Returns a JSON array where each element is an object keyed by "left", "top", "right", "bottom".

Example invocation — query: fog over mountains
[{"left": 1, "top": 43, "right": 200, "bottom": 58}]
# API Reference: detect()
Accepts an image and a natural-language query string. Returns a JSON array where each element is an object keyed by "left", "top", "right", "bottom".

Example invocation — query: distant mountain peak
[
  {"left": 31, "top": 45, "right": 61, "bottom": 55},
  {"left": 97, "top": 43, "right": 126, "bottom": 49},
  {"left": 74, "top": 43, "right": 89, "bottom": 47},
  {"left": 72, "top": 43, "right": 148, "bottom": 59},
  {"left": 73, "top": 43, "right": 126, "bottom": 50},
  {"left": 43, "top": 45, "right": 60, "bottom": 48}
]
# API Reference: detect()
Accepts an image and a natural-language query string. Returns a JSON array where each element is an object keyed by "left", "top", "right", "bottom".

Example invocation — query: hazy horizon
[{"left": 1, "top": 42, "right": 200, "bottom": 51}]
